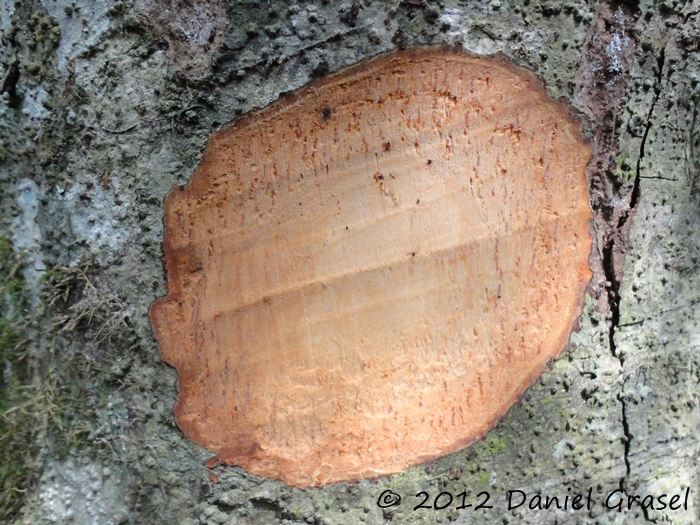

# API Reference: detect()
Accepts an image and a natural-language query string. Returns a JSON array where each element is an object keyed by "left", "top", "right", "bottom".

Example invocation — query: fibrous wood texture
[{"left": 150, "top": 47, "right": 592, "bottom": 487}]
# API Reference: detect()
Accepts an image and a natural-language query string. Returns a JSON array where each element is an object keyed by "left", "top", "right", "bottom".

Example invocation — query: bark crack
[
  {"left": 603, "top": 44, "right": 664, "bottom": 357},
  {"left": 609, "top": 41, "right": 665, "bottom": 524},
  {"left": 578, "top": 1, "right": 664, "bottom": 521}
]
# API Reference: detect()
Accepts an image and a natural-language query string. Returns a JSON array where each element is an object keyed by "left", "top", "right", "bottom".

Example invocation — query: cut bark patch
[{"left": 150, "top": 47, "right": 592, "bottom": 487}]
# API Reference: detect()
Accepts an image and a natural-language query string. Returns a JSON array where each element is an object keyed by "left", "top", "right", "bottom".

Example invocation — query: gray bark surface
[{"left": 0, "top": 0, "right": 698, "bottom": 524}]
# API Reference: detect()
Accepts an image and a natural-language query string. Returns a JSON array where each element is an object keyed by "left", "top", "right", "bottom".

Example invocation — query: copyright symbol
[{"left": 377, "top": 489, "right": 401, "bottom": 508}]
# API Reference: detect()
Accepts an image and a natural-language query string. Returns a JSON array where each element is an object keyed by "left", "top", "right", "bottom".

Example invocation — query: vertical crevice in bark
[
  {"left": 616, "top": 43, "right": 665, "bottom": 525},
  {"left": 578, "top": 0, "right": 638, "bottom": 350},
  {"left": 632, "top": 47, "right": 665, "bottom": 215},
  {"left": 576, "top": 0, "right": 652, "bottom": 515},
  {"left": 579, "top": 0, "right": 637, "bottom": 309},
  {"left": 605, "top": 46, "right": 664, "bottom": 363}
]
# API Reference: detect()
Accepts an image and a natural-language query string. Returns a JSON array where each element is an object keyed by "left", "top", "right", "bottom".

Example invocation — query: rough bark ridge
[{"left": 0, "top": 0, "right": 698, "bottom": 524}]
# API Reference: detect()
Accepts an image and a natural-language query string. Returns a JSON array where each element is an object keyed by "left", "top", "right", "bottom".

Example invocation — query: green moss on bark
[{"left": 0, "top": 237, "right": 34, "bottom": 521}]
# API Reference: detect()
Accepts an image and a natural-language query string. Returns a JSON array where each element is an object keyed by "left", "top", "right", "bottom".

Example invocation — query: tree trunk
[{"left": 1, "top": 1, "right": 698, "bottom": 524}]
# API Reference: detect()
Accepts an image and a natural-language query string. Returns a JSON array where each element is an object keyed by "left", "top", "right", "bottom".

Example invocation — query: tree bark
[{"left": 0, "top": 0, "right": 698, "bottom": 524}]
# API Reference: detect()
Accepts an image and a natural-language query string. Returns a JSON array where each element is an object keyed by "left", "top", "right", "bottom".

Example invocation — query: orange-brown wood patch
[{"left": 150, "top": 47, "right": 592, "bottom": 487}]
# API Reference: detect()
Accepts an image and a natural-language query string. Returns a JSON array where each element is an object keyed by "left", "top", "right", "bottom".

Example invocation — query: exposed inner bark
[{"left": 150, "top": 47, "right": 592, "bottom": 487}]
